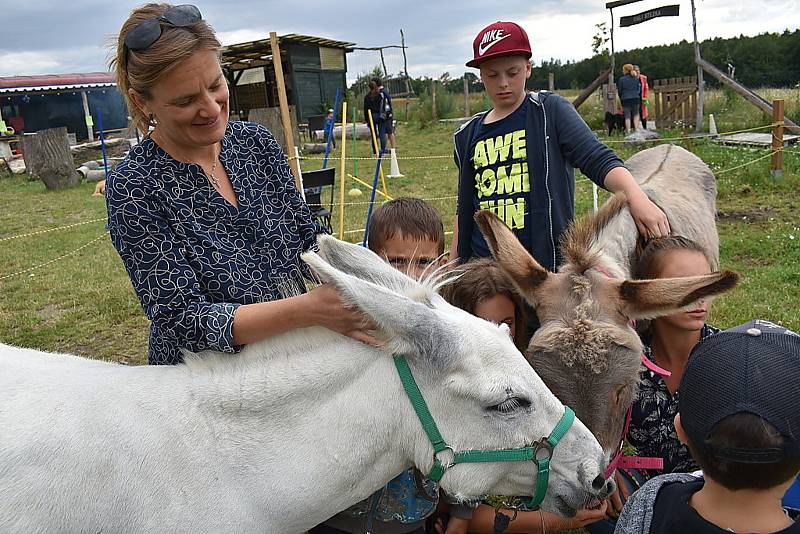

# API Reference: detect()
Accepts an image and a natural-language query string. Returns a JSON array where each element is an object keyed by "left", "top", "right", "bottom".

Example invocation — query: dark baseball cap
[
  {"left": 466, "top": 21, "right": 532, "bottom": 68},
  {"left": 679, "top": 320, "right": 800, "bottom": 463}
]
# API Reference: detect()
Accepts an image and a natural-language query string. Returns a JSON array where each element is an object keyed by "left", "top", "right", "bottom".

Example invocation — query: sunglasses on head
[{"left": 124, "top": 4, "right": 202, "bottom": 54}]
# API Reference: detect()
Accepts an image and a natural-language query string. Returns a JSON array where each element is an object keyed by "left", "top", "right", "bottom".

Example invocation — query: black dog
[{"left": 604, "top": 111, "right": 626, "bottom": 136}]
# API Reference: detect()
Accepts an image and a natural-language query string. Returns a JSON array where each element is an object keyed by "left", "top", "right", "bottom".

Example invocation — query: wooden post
[
  {"left": 573, "top": 68, "right": 612, "bottom": 109},
  {"left": 463, "top": 76, "right": 470, "bottom": 116},
  {"left": 431, "top": 79, "right": 437, "bottom": 121},
  {"left": 81, "top": 91, "right": 94, "bottom": 142},
  {"left": 696, "top": 58, "right": 800, "bottom": 133},
  {"left": 401, "top": 29, "right": 411, "bottom": 122},
  {"left": 691, "top": 0, "right": 704, "bottom": 133},
  {"left": 379, "top": 48, "right": 388, "bottom": 79},
  {"left": 548, "top": 72, "right": 555, "bottom": 92},
  {"left": 338, "top": 101, "right": 348, "bottom": 239},
  {"left": 269, "top": 31, "right": 302, "bottom": 191},
  {"left": 771, "top": 99, "right": 784, "bottom": 179}
]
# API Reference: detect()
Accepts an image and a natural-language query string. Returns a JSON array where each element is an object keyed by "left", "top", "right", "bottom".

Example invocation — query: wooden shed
[{"left": 221, "top": 34, "right": 355, "bottom": 124}]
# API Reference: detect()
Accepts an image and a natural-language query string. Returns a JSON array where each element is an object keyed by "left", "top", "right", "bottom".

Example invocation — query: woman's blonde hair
[
  {"left": 622, "top": 63, "right": 634, "bottom": 75},
  {"left": 109, "top": 3, "right": 221, "bottom": 133}
]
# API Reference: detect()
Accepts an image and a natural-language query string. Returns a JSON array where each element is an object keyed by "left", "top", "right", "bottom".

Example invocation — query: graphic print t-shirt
[{"left": 470, "top": 99, "right": 530, "bottom": 257}]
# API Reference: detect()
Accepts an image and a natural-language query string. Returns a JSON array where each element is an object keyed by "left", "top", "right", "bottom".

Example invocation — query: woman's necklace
[
  {"left": 207, "top": 143, "right": 220, "bottom": 189},
  {"left": 208, "top": 157, "right": 219, "bottom": 189}
]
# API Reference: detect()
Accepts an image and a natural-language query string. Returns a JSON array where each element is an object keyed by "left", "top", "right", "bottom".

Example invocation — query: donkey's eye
[{"left": 491, "top": 397, "right": 531, "bottom": 414}]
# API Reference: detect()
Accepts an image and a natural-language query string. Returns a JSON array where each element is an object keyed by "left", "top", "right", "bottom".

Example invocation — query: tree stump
[{"left": 22, "top": 127, "right": 80, "bottom": 190}]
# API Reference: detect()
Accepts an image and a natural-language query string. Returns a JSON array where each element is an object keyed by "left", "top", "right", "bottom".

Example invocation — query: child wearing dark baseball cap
[
  {"left": 452, "top": 21, "right": 669, "bottom": 280},
  {"left": 616, "top": 319, "right": 800, "bottom": 533}
]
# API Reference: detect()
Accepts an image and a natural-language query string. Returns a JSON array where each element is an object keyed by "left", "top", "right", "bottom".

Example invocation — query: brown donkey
[{"left": 476, "top": 144, "right": 738, "bottom": 461}]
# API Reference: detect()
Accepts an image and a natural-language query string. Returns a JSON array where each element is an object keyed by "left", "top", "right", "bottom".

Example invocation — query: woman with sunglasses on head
[{"left": 108, "top": 4, "right": 374, "bottom": 366}]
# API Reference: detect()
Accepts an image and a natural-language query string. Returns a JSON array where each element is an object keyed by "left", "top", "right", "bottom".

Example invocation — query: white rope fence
[{"left": 1, "top": 130, "right": 796, "bottom": 281}]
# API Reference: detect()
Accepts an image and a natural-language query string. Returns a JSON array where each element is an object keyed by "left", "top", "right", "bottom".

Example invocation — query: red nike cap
[{"left": 466, "top": 21, "right": 532, "bottom": 68}]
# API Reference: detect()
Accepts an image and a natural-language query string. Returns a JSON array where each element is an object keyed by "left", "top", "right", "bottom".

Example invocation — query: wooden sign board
[
  {"left": 605, "top": 0, "right": 644, "bottom": 9},
  {"left": 620, "top": 4, "right": 680, "bottom": 27}
]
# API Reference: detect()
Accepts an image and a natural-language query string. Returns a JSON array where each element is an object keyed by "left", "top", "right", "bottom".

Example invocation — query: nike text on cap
[{"left": 466, "top": 21, "right": 532, "bottom": 68}]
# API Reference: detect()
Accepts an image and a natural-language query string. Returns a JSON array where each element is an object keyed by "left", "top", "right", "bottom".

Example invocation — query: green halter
[{"left": 394, "top": 355, "right": 575, "bottom": 509}]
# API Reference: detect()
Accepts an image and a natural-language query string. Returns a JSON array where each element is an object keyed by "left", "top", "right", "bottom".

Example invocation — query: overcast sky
[{"left": 1, "top": 0, "right": 798, "bottom": 80}]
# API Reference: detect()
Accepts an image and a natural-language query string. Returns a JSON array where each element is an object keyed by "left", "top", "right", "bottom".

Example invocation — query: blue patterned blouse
[{"left": 106, "top": 121, "right": 321, "bottom": 365}]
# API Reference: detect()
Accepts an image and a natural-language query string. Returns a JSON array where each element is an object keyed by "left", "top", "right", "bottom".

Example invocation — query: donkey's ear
[
  {"left": 315, "top": 234, "right": 421, "bottom": 294},
  {"left": 475, "top": 211, "right": 551, "bottom": 296},
  {"left": 302, "top": 250, "right": 451, "bottom": 357},
  {"left": 617, "top": 270, "right": 739, "bottom": 320}
]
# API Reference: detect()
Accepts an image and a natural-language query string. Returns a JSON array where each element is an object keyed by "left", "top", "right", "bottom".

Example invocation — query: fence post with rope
[
  {"left": 4, "top": 122, "right": 798, "bottom": 281},
  {"left": 772, "top": 99, "right": 784, "bottom": 179}
]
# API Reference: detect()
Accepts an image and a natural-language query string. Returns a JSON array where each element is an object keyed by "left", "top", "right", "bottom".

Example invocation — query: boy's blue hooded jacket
[{"left": 453, "top": 91, "right": 625, "bottom": 271}]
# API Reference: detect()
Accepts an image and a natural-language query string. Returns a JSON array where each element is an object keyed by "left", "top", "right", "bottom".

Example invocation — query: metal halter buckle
[
  {"left": 532, "top": 439, "right": 554, "bottom": 465},
  {"left": 433, "top": 445, "right": 455, "bottom": 469}
]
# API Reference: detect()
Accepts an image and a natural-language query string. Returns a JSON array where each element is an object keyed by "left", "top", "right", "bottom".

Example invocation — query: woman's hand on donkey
[{"left": 303, "top": 284, "right": 382, "bottom": 346}]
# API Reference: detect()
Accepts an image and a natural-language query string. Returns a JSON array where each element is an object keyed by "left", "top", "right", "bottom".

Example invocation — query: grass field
[{"left": 1, "top": 88, "right": 799, "bottom": 366}]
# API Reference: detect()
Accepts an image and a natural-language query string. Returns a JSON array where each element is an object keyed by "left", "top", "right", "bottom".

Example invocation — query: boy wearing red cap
[{"left": 452, "top": 21, "right": 669, "bottom": 273}]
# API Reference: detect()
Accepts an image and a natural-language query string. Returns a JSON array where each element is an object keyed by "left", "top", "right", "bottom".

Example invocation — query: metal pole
[
  {"left": 609, "top": 8, "right": 616, "bottom": 88},
  {"left": 96, "top": 107, "right": 108, "bottom": 176},
  {"left": 362, "top": 150, "right": 384, "bottom": 247},
  {"left": 691, "top": 0, "right": 704, "bottom": 133}
]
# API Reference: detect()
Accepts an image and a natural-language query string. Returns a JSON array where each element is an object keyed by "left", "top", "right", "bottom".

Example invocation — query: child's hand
[
  {"left": 547, "top": 501, "right": 609, "bottom": 531},
  {"left": 627, "top": 190, "right": 670, "bottom": 238},
  {"left": 444, "top": 516, "right": 470, "bottom": 534}
]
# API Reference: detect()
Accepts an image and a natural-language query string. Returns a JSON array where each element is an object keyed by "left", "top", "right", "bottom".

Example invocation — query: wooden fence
[{"left": 653, "top": 77, "right": 698, "bottom": 128}]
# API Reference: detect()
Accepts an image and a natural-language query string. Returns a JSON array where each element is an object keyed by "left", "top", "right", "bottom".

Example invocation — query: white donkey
[{"left": 0, "top": 235, "right": 610, "bottom": 533}]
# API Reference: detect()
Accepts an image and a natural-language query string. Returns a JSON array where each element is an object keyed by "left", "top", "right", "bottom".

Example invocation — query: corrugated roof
[
  {"left": 0, "top": 72, "right": 115, "bottom": 90},
  {"left": 221, "top": 33, "right": 355, "bottom": 71},
  {"left": 0, "top": 83, "right": 117, "bottom": 94}
]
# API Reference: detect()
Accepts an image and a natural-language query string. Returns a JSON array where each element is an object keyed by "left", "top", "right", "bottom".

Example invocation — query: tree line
[
  {"left": 530, "top": 29, "right": 800, "bottom": 90},
  {"left": 350, "top": 30, "right": 799, "bottom": 99},
  {"left": 382, "top": 30, "right": 800, "bottom": 95}
]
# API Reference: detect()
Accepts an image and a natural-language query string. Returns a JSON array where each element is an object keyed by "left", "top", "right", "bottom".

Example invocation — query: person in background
[
  {"left": 107, "top": 3, "right": 374, "bottom": 366},
  {"left": 323, "top": 107, "right": 336, "bottom": 147},
  {"left": 364, "top": 79, "right": 387, "bottom": 154},
  {"left": 634, "top": 65, "right": 649, "bottom": 130},
  {"left": 617, "top": 63, "right": 641, "bottom": 133},
  {"left": 373, "top": 76, "right": 397, "bottom": 149}
]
